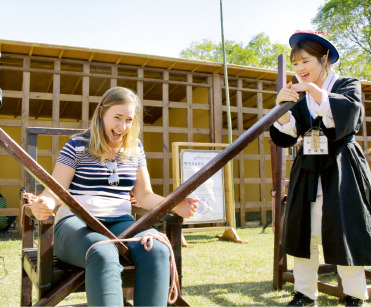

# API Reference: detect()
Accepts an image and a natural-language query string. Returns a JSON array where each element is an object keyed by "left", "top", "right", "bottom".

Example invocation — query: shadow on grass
[{"left": 183, "top": 280, "right": 343, "bottom": 306}]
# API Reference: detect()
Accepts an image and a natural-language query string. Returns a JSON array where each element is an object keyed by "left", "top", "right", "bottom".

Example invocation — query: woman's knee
[
  {"left": 137, "top": 240, "right": 170, "bottom": 266},
  {"left": 86, "top": 243, "right": 120, "bottom": 266}
]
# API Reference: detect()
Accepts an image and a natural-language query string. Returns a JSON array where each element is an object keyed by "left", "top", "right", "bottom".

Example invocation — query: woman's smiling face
[
  {"left": 101, "top": 102, "right": 136, "bottom": 148},
  {"left": 293, "top": 50, "right": 325, "bottom": 86}
]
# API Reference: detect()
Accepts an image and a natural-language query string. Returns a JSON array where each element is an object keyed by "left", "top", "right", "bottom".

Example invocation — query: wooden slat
[
  {"left": 0, "top": 178, "right": 20, "bottom": 185},
  {"left": 257, "top": 81, "right": 266, "bottom": 225},
  {"left": 212, "top": 74, "right": 223, "bottom": 144},
  {"left": 162, "top": 71, "right": 170, "bottom": 195},
  {"left": 186, "top": 74, "right": 193, "bottom": 143},
  {"left": 0, "top": 208, "right": 19, "bottom": 216},
  {"left": 236, "top": 78, "right": 246, "bottom": 227},
  {"left": 52, "top": 60, "right": 61, "bottom": 169},
  {"left": 82, "top": 63, "right": 90, "bottom": 128},
  {"left": 20, "top": 57, "right": 31, "bottom": 191},
  {"left": 137, "top": 68, "right": 144, "bottom": 142},
  {"left": 110, "top": 65, "right": 118, "bottom": 88}
]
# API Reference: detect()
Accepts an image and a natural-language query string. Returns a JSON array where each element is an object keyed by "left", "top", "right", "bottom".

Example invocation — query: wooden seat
[
  {"left": 19, "top": 127, "right": 186, "bottom": 306},
  {"left": 270, "top": 139, "right": 371, "bottom": 301}
]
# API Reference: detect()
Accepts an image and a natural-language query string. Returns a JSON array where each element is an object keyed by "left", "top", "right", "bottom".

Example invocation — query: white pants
[{"left": 293, "top": 195, "right": 369, "bottom": 300}]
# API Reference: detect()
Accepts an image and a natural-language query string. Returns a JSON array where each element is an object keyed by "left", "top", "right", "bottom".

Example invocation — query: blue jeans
[{"left": 54, "top": 215, "right": 170, "bottom": 306}]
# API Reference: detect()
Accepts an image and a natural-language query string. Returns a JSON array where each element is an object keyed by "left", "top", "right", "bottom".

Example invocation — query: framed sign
[{"left": 180, "top": 149, "right": 226, "bottom": 224}]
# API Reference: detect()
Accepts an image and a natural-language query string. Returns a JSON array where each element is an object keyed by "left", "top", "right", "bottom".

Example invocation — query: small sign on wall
[{"left": 180, "top": 149, "right": 226, "bottom": 224}]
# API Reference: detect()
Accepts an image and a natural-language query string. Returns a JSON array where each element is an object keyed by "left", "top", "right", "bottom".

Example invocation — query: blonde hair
[{"left": 88, "top": 87, "right": 142, "bottom": 162}]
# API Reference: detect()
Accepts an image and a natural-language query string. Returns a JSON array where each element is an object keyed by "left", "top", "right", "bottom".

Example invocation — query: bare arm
[
  {"left": 30, "top": 162, "right": 75, "bottom": 220},
  {"left": 132, "top": 166, "right": 198, "bottom": 219}
]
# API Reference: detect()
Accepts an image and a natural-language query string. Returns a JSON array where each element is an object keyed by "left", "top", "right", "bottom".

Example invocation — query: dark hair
[{"left": 290, "top": 39, "right": 331, "bottom": 65}]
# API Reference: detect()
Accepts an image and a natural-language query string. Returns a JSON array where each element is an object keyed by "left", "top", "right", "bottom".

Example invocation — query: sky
[{"left": 0, "top": 0, "right": 326, "bottom": 59}]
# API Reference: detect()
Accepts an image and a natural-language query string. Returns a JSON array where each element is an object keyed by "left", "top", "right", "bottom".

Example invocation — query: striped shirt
[{"left": 55, "top": 134, "right": 147, "bottom": 222}]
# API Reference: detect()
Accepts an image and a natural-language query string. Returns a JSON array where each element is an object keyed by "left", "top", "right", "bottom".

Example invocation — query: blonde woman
[{"left": 31, "top": 87, "right": 199, "bottom": 306}]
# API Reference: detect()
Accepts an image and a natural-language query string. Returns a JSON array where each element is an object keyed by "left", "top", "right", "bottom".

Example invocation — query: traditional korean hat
[{"left": 289, "top": 30, "right": 339, "bottom": 64}]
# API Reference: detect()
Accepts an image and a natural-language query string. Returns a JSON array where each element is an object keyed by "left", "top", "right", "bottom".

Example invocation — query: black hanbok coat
[{"left": 270, "top": 76, "right": 371, "bottom": 266}]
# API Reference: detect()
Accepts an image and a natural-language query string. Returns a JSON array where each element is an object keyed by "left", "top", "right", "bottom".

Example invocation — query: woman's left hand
[{"left": 173, "top": 198, "right": 199, "bottom": 219}]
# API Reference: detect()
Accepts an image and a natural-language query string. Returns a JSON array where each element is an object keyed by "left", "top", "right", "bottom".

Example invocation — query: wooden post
[
  {"left": 82, "top": 63, "right": 90, "bottom": 129},
  {"left": 186, "top": 74, "right": 193, "bottom": 143},
  {"left": 257, "top": 81, "right": 267, "bottom": 225},
  {"left": 236, "top": 78, "right": 246, "bottom": 227},
  {"left": 162, "top": 71, "right": 170, "bottom": 196},
  {"left": 52, "top": 59, "right": 61, "bottom": 169},
  {"left": 272, "top": 54, "right": 288, "bottom": 290},
  {"left": 212, "top": 74, "right": 223, "bottom": 144}
]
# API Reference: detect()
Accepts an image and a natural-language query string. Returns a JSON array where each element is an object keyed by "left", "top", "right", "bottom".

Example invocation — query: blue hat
[{"left": 289, "top": 31, "right": 339, "bottom": 64}]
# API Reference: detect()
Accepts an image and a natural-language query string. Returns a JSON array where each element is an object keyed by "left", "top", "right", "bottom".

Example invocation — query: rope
[
  {"left": 85, "top": 232, "right": 180, "bottom": 304},
  {"left": 20, "top": 191, "right": 180, "bottom": 303}
]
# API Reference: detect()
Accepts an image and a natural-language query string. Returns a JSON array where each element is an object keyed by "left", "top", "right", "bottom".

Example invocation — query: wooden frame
[{"left": 172, "top": 141, "right": 246, "bottom": 244}]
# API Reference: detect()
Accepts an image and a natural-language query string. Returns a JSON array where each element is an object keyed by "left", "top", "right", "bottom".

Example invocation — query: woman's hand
[
  {"left": 173, "top": 198, "right": 199, "bottom": 219},
  {"left": 276, "top": 82, "right": 300, "bottom": 106},
  {"left": 31, "top": 195, "right": 56, "bottom": 220},
  {"left": 276, "top": 82, "right": 300, "bottom": 125}
]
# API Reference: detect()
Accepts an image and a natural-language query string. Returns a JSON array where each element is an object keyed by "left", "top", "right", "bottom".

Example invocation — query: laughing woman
[
  {"left": 270, "top": 31, "right": 371, "bottom": 306},
  {"left": 30, "top": 87, "right": 199, "bottom": 306}
]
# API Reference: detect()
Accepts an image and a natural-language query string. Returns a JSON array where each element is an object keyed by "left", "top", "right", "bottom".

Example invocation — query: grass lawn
[{"left": 0, "top": 226, "right": 370, "bottom": 306}]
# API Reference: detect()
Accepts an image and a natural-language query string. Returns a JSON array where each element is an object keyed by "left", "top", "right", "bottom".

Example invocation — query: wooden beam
[
  {"left": 52, "top": 60, "right": 61, "bottom": 168},
  {"left": 186, "top": 74, "right": 193, "bottom": 143},
  {"left": 162, "top": 71, "right": 170, "bottom": 195},
  {"left": 82, "top": 63, "right": 90, "bottom": 128},
  {"left": 118, "top": 92, "right": 296, "bottom": 239},
  {"left": 0, "top": 208, "right": 19, "bottom": 216}
]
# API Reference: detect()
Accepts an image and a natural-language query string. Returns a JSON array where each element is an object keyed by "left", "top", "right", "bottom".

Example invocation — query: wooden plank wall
[
  {"left": 1, "top": 52, "right": 371, "bottom": 227},
  {"left": 0, "top": 53, "right": 215, "bottom": 219}
]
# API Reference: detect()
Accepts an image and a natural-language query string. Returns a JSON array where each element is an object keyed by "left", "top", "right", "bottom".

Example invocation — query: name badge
[{"left": 303, "top": 129, "right": 328, "bottom": 155}]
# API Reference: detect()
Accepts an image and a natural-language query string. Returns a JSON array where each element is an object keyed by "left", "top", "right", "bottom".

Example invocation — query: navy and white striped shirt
[{"left": 55, "top": 134, "right": 147, "bottom": 221}]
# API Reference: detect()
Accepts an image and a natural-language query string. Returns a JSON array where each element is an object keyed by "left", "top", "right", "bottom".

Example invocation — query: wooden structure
[{"left": 1, "top": 39, "right": 371, "bottom": 227}]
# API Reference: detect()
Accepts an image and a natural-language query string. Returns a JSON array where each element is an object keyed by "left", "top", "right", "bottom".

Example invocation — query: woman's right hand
[
  {"left": 31, "top": 195, "right": 56, "bottom": 220},
  {"left": 276, "top": 82, "right": 300, "bottom": 106}
]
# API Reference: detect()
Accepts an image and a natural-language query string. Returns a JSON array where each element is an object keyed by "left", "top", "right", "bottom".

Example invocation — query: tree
[
  {"left": 179, "top": 33, "right": 291, "bottom": 71},
  {"left": 312, "top": 0, "right": 371, "bottom": 80}
]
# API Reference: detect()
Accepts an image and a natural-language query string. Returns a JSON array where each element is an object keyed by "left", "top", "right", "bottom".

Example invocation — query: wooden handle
[{"left": 119, "top": 100, "right": 296, "bottom": 239}]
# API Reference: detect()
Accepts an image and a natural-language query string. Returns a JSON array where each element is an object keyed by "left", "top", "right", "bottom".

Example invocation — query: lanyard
[{"left": 306, "top": 72, "right": 335, "bottom": 130}]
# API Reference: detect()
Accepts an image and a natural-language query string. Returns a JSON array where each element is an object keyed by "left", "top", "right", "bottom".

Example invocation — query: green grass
[{"left": 0, "top": 227, "right": 370, "bottom": 306}]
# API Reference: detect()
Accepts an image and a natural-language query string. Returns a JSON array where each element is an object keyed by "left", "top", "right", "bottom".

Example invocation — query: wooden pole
[{"left": 119, "top": 94, "right": 296, "bottom": 239}]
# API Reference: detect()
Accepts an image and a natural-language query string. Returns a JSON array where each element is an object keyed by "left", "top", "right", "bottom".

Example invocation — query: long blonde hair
[{"left": 88, "top": 87, "right": 143, "bottom": 162}]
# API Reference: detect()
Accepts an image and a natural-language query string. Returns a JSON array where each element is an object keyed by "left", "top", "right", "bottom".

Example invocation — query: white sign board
[{"left": 180, "top": 149, "right": 226, "bottom": 224}]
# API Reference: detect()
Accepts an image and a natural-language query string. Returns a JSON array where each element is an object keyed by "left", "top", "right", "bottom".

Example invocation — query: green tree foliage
[
  {"left": 180, "top": 33, "right": 292, "bottom": 71},
  {"left": 312, "top": 0, "right": 371, "bottom": 80}
]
